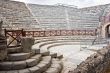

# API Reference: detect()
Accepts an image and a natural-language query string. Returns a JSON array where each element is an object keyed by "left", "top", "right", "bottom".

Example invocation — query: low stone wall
[{"left": 69, "top": 45, "right": 110, "bottom": 73}]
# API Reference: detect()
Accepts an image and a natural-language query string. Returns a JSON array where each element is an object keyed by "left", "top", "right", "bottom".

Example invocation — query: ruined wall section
[
  {"left": 0, "top": 0, "right": 39, "bottom": 30},
  {"left": 69, "top": 45, "right": 110, "bottom": 73}
]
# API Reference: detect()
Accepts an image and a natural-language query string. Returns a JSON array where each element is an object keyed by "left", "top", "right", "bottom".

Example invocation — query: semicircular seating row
[
  {"left": 33, "top": 36, "right": 95, "bottom": 51},
  {"left": 33, "top": 37, "right": 109, "bottom": 73},
  {"left": 32, "top": 37, "right": 92, "bottom": 59},
  {"left": 0, "top": 39, "right": 63, "bottom": 73}
]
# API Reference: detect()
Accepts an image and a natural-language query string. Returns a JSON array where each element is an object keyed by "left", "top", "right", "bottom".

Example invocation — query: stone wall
[
  {"left": 27, "top": 4, "right": 99, "bottom": 30},
  {"left": 69, "top": 45, "right": 110, "bottom": 73}
]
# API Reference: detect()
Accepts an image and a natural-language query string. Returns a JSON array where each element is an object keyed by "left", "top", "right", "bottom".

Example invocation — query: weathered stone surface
[
  {"left": 8, "top": 53, "right": 30, "bottom": 61},
  {"left": 0, "top": 36, "right": 7, "bottom": 60},
  {"left": 26, "top": 59, "right": 37, "bottom": 67},
  {"left": 0, "top": 22, "right": 7, "bottom": 60},
  {"left": 0, "top": 50, "right": 7, "bottom": 61},
  {"left": 44, "top": 68, "right": 59, "bottom": 73},
  {"left": 31, "top": 54, "right": 41, "bottom": 59},
  {"left": 40, "top": 50, "right": 50, "bottom": 56},
  {"left": 21, "top": 37, "right": 35, "bottom": 53},
  {"left": 32, "top": 48, "right": 40, "bottom": 54},
  {"left": 6, "top": 70, "right": 18, "bottom": 73},
  {"left": 0, "top": 62, "right": 13, "bottom": 70},
  {"left": 18, "top": 69, "right": 30, "bottom": 73},
  {"left": 37, "top": 63, "right": 48, "bottom": 72},
  {"left": 50, "top": 52, "right": 57, "bottom": 58},
  {"left": 8, "top": 46, "right": 22, "bottom": 53},
  {"left": 29, "top": 66, "right": 40, "bottom": 73},
  {"left": 44, "top": 58, "right": 62, "bottom": 73},
  {"left": 0, "top": 71, "right": 6, "bottom": 73},
  {"left": 12, "top": 61, "right": 26, "bottom": 70},
  {"left": 69, "top": 45, "right": 110, "bottom": 73},
  {"left": 37, "top": 56, "right": 52, "bottom": 72},
  {"left": 57, "top": 53, "right": 63, "bottom": 59}
]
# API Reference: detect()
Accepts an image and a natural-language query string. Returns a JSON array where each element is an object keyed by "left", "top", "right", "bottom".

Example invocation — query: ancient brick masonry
[{"left": 0, "top": 21, "right": 7, "bottom": 61}]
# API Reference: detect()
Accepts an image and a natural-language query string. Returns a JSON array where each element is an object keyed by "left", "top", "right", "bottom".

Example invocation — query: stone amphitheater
[{"left": 1, "top": 0, "right": 110, "bottom": 73}]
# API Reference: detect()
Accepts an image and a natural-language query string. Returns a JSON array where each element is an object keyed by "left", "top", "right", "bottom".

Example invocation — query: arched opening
[
  {"left": 101, "top": 23, "right": 110, "bottom": 38},
  {"left": 106, "top": 25, "right": 110, "bottom": 38}
]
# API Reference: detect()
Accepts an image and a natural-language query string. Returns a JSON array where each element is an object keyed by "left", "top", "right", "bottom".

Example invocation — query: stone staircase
[{"left": 0, "top": 45, "right": 63, "bottom": 73}]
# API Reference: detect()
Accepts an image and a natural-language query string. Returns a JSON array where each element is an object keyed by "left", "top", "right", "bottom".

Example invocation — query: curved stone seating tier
[
  {"left": 34, "top": 39, "right": 92, "bottom": 59},
  {"left": 7, "top": 53, "right": 31, "bottom": 61},
  {"left": 35, "top": 35, "right": 96, "bottom": 40},
  {"left": 37, "top": 37, "right": 93, "bottom": 48},
  {"left": 34, "top": 37, "right": 96, "bottom": 49},
  {"left": 34, "top": 38, "right": 56, "bottom": 44},
  {"left": 33, "top": 40, "right": 56, "bottom": 49},
  {"left": 0, "top": 55, "right": 41, "bottom": 70},
  {"left": 8, "top": 46, "right": 22, "bottom": 53},
  {"left": 33, "top": 38, "right": 109, "bottom": 73},
  {"left": 33, "top": 37, "right": 101, "bottom": 59},
  {"left": 36, "top": 40, "right": 93, "bottom": 51},
  {"left": 0, "top": 57, "right": 62, "bottom": 73},
  {"left": 44, "top": 59, "right": 63, "bottom": 73},
  {"left": 0, "top": 43, "right": 63, "bottom": 73}
]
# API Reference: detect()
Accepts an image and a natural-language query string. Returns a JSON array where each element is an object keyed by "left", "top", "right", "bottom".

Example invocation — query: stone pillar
[
  {"left": 0, "top": 21, "right": 7, "bottom": 61},
  {"left": 21, "top": 37, "right": 35, "bottom": 53}
]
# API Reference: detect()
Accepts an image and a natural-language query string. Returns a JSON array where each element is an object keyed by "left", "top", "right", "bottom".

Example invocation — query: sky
[{"left": 13, "top": 0, "right": 110, "bottom": 8}]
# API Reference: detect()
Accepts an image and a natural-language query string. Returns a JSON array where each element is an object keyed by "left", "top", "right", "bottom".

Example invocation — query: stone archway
[{"left": 102, "top": 23, "right": 110, "bottom": 38}]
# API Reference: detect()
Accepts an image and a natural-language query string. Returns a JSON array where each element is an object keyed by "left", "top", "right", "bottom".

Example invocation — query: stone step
[
  {"left": 8, "top": 53, "right": 30, "bottom": 61},
  {"left": 29, "top": 49, "right": 41, "bottom": 57},
  {"left": 8, "top": 47, "right": 22, "bottom": 53},
  {"left": 44, "top": 58, "right": 62, "bottom": 73},
  {"left": 32, "top": 48, "right": 40, "bottom": 54},
  {"left": 29, "top": 56, "right": 52, "bottom": 73},
  {"left": 50, "top": 52, "right": 57, "bottom": 58},
  {"left": 40, "top": 50, "right": 50, "bottom": 56},
  {"left": 0, "top": 56, "right": 52, "bottom": 73},
  {"left": 57, "top": 54, "right": 63, "bottom": 59},
  {"left": 0, "top": 54, "right": 42, "bottom": 70},
  {"left": 0, "top": 56, "right": 62, "bottom": 73}
]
